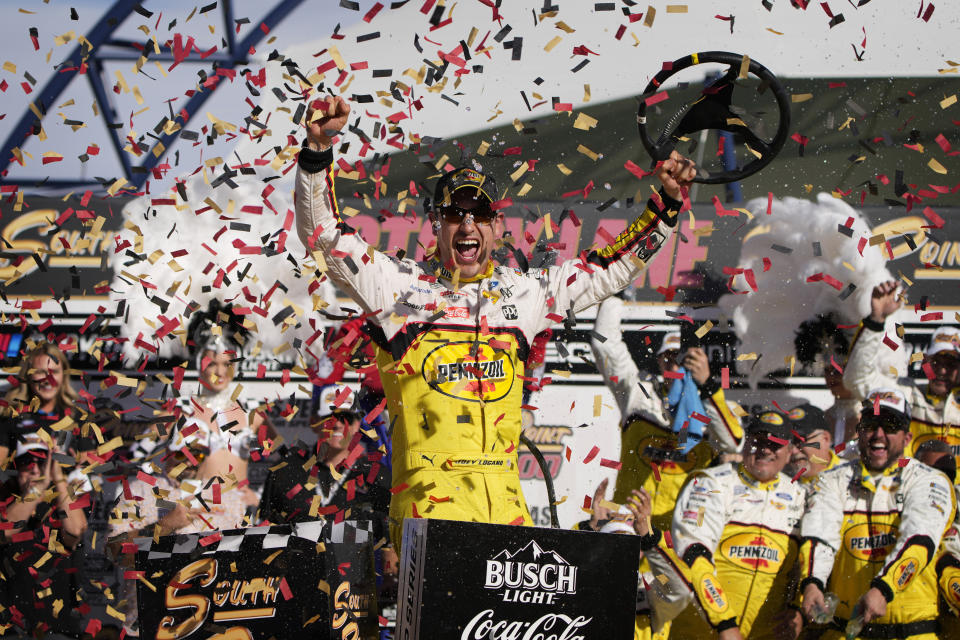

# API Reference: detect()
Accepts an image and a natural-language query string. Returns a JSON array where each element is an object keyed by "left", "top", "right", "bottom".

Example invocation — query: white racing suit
[
  {"left": 670, "top": 463, "right": 806, "bottom": 639},
  {"left": 799, "top": 458, "right": 956, "bottom": 640}
]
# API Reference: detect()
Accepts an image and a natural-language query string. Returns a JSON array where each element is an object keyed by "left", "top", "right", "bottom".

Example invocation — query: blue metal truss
[{"left": 0, "top": 0, "right": 306, "bottom": 193}]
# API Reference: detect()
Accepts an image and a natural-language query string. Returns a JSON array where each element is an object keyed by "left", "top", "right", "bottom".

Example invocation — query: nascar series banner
[
  {"left": 135, "top": 521, "right": 379, "bottom": 640},
  {"left": 397, "top": 518, "right": 641, "bottom": 639}
]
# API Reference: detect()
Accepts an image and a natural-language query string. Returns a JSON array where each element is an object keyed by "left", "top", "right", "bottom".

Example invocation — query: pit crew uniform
[
  {"left": 295, "top": 146, "right": 680, "bottom": 545},
  {"left": 670, "top": 458, "right": 806, "bottom": 638},
  {"left": 591, "top": 296, "right": 743, "bottom": 532},
  {"left": 799, "top": 459, "right": 956, "bottom": 639},
  {"left": 843, "top": 321, "right": 960, "bottom": 467},
  {"left": 936, "top": 486, "right": 960, "bottom": 637}
]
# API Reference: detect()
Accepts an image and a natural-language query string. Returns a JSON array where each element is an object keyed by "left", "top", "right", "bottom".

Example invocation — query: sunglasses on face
[
  {"left": 748, "top": 432, "right": 786, "bottom": 452},
  {"left": 435, "top": 203, "right": 497, "bottom": 225},
  {"left": 857, "top": 418, "right": 907, "bottom": 434}
]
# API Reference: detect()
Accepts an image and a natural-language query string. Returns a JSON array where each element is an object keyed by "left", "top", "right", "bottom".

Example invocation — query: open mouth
[
  {"left": 454, "top": 238, "right": 481, "bottom": 263},
  {"left": 868, "top": 441, "right": 888, "bottom": 454}
]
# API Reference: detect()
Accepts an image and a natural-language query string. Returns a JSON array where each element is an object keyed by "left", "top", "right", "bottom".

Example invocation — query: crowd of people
[{"left": 0, "top": 94, "right": 958, "bottom": 640}]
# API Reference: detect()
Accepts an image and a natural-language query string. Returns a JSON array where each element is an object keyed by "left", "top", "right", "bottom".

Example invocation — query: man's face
[
  {"left": 432, "top": 188, "right": 504, "bottom": 281},
  {"left": 925, "top": 352, "right": 960, "bottom": 398},
  {"left": 200, "top": 351, "right": 234, "bottom": 393},
  {"left": 857, "top": 413, "right": 911, "bottom": 472},
  {"left": 316, "top": 413, "right": 362, "bottom": 452},
  {"left": 742, "top": 431, "right": 791, "bottom": 482},
  {"left": 28, "top": 354, "right": 63, "bottom": 407},
  {"left": 788, "top": 429, "right": 833, "bottom": 479},
  {"left": 657, "top": 350, "right": 680, "bottom": 375},
  {"left": 16, "top": 453, "right": 47, "bottom": 495}
]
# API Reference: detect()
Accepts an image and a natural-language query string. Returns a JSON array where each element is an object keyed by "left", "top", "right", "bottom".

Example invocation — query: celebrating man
[
  {"left": 843, "top": 281, "right": 960, "bottom": 466},
  {"left": 799, "top": 388, "right": 956, "bottom": 640},
  {"left": 295, "top": 96, "right": 696, "bottom": 543},
  {"left": 670, "top": 411, "right": 806, "bottom": 640}
]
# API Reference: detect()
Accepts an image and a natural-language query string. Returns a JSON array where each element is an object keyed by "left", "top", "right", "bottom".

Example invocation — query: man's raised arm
[
  {"left": 294, "top": 96, "right": 398, "bottom": 317},
  {"left": 531, "top": 152, "right": 696, "bottom": 335}
]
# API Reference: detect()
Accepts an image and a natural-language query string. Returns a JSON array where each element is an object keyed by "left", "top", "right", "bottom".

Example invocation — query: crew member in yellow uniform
[
  {"left": 295, "top": 96, "right": 697, "bottom": 544},
  {"left": 671, "top": 411, "right": 806, "bottom": 640},
  {"left": 843, "top": 280, "right": 960, "bottom": 467},
  {"left": 785, "top": 403, "right": 841, "bottom": 495},
  {"left": 590, "top": 296, "right": 743, "bottom": 533},
  {"left": 799, "top": 388, "right": 957, "bottom": 640}
]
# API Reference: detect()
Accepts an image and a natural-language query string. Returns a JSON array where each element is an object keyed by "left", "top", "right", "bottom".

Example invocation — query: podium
[
  {"left": 397, "top": 519, "right": 642, "bottom": 639},
  {"left": 135, "top": 520, "right": 379, "bottom": 640}
]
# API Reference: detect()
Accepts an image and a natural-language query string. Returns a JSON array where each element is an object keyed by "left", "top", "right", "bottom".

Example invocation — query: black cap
[
  {"left": 433, "top": 166, "right": 498, "bottom": 207},
  {"left": 787, "top": 403, "right": 829, "bottom": 438},
  {"left": 747, "top": 411, "right": 793, "bottom": 441}
]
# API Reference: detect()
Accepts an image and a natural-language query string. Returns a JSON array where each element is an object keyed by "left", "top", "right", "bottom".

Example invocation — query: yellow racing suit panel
[{"left": 671, "top": 463, "right": 805, "bottom": 638}]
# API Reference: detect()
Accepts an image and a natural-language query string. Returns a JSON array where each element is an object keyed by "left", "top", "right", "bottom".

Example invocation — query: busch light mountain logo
[{"left": 484, "top": 540, "right": 577, "bottom": 605}]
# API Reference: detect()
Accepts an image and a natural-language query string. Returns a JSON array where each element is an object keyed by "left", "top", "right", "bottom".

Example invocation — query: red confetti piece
[
  {"left": 898, "top": 457, "right": 909, "bottom": 467},
  {"left": 199, "top": 532, "right": 222, "bottom": 547},
  {"left": 791, "top": 467, "right": 807, "bottom": 483},
  {"left": 509, "top": 515, "right": 525, "bottom": 526},
  {"left": 644, "top": 91, "right": 669, "bottom": 107},
  {"left": 922, "top": 206, "right": 945, "bottom": 229},
  {"left": 882, "top": 334, "right": 900, "bottom": 351},
  {"left": 600, "top": 458, "right": 621, "bottom": 470},
  {"left": 663, "top": 530, "right": 673, "bottom": 548},
  {"left": 279, "top": 576, "right": 293, "bottom": 600},
  {"left": 768, "top": 435, "right": 789, "bottom": 446},
  {"left": 505, "top": 441, "right": 516, "bottom": 454},
  {"left": 721, "top": 367, "right": 730, "bottom": 389},
  {"left": 69, "top": 493, "right": 91, "bottom": 511},
  {"left": 651, "top": 462, "right": 661, "bottom": 482},
  {"left": 663, "top": 370, "right": 684, "bottom": 380},
  {"left": 390, "top": 483, "right": 409, "bottom": 495},
  {"left": 582, "top": 446, "right": 600, "bottom": 464}
]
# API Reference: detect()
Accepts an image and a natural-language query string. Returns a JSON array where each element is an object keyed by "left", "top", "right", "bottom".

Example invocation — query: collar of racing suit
[
  {"left": 857, "top": 459, "right": 901, "bottom": 493},
  {"left": 430, "top": 258, "right": 495, "bottom": 284},
  {"left": 736, "top": 464, "right": 780, "bottom": 491}
]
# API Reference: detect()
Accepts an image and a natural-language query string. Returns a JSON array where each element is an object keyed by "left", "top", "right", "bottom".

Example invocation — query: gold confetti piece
[
  {"left": 940, "top": 95, "right": 957, "bottom": 109},
  {"left": 583, "top": 84, "right": 591, "bottom": 102},
  {"left": 696, "top": 507, "right": 705, "bottom": 526},
  {"left": 573, "top": 112, "right": 598, "bottom": 130},
  {"left": 549, "top": 369, "right": 571, "bottom": 378},
  {"left": 593, "top": 394, "right": 602, "bottom": 417},
  {"left": 557, "top": 163, "right": 572, "bottom": 175},
  {"left": 644, "top": 6, "right": 656, "bottom": 27},
  {"left": 477, "top": 141, "right": 490, "bottom": 155},
  {"left": 739, "top": 54, "right": 751, "bottom": 80},
  {"left": 929, "top": 158, "right": 948, "bottom": 174},
  {"left": 667, "top": 5, "right": 688, "bottom": 12},
  {"left": 577, "top": 144, "right": 599, "bottom": 161},
  {"left": 544, "top": 36, "right": 563, "bottom": 52},
  {"left": 3, "top": 61, "right": 16, "bottom": 73},
  {"left": 694, "top": 321, "right": 714, "bottom": 339},
  {"left": 910, "top": 351, "right": 924, "bottom": 364},
  {"left": 792, "top": 93, "right": 813, "bottom": 103},
  {"left": 736, "top": 353, "right": 758, "bottom": 361},
  {"left": 328, "top": 45, "right": 346, "bottom": 69},
  {"left": 517, "top": 184, "right": 532, "bottom": 197},
  {"left": 767, "top": 27, "right": 784, "bottom": 35},
  {"left": 97, "top": 436, "right": 123, "bottom": 455},
  {"left": 510, "top": 163, "right": 528, "bottom": 182},
  {"left": 107, "top": 178, "right": 128, "bottom": 196}
]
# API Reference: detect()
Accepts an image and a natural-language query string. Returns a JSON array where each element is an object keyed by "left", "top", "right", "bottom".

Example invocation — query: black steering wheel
[{"left": 637, "top": 51, "right": 791, "bottom": 184}]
